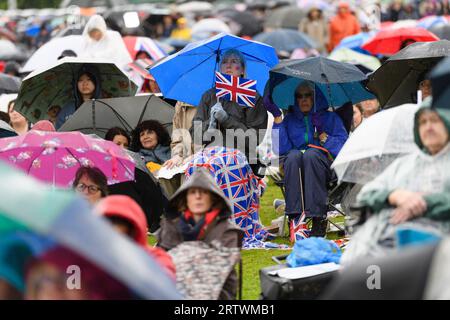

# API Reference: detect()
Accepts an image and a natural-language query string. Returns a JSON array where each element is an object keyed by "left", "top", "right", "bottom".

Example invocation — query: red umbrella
[{"left": 362, "top": 27, "right": 439, "bottom": 55}]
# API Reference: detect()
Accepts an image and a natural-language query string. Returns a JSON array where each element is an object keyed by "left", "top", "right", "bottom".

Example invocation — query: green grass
[{"left": 148, "top": 177, "right": 345, "bottom": 300}]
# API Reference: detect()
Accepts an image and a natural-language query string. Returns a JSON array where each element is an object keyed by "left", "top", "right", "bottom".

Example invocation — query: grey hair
[{"left": 219, "top": 49, "right": 247, "bottom": 77}]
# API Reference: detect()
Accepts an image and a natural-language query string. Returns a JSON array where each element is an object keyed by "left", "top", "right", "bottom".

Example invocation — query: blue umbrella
[
  {"left": 150, "top": 33, "right": 279, "bottom": 106},
  {"left": 417, "top": 16, "right": 448, "bottom": 30},
  {"left": 253, "top": 29, "right": 317, "bottom": 53},
  {"left": 333, "top": 31, "right": 375, "bottom": 55},
  {"left": 267, "top": 57, "right": 375, "bottom": 109}
]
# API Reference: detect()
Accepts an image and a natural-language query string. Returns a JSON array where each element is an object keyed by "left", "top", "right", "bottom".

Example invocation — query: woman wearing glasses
[
  {"left": 72, "top": 167, "right": 108, "bottom": 205},
  {"left": 264, "top": 81, "right": 348, "bottom": 241}
]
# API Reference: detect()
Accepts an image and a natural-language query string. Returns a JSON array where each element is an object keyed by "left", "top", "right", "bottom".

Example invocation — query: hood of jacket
[
  {"left": 414, "top": 97, "right": 450, "bottom": 153},
  {"left": 168, "top": 167, "right": 233, "bottom": 218},
  {"left": 82, "top": 14, "right": 107, "bottom": 40},
  {"left": 96, "top": 195, "right": 148, "bottom": 246}
]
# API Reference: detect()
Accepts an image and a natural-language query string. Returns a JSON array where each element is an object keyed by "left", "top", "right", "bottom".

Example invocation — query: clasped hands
[{"left": 388, "top": 189, "right": 428, "bottom": 225}]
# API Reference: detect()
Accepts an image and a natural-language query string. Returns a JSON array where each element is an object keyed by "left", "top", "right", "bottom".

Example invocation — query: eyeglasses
[
  {"left": 296, "top": 93, "right": 312, "bottom": 99},
  {"left": 76, "top": 183, "right": 101, "bottom": 194}
]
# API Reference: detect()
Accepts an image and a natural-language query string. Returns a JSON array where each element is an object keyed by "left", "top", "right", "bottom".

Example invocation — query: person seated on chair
[
  {"left": 341, "top": 97, "right": 450, "bottom": 265},
  {"left": 263, "top": 81, "right": 348, "bottom": 241}
]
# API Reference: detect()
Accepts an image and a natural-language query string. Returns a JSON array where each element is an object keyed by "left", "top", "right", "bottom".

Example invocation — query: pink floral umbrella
[{"left": 0, "top": 131, "right": 135, "bottom": 188}]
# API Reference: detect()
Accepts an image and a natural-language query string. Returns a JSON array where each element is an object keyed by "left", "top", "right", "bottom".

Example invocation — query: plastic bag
[{"left": 286, "top": 237, "right": 342, "bottom": 267}]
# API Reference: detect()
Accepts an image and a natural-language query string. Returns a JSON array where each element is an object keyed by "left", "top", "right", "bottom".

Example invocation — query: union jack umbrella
[
  {"left": 215, "top": 72, "right": 257, "bottom": 108},
  {"left": 123, "top": 36, "right": 167, "bottom": 61}
]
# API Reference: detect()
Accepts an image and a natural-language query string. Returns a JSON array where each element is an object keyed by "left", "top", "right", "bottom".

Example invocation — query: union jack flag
[
  {"left": 290, "top": 214, "right": 310, "bottom": 243},
  {"left": 215, "top": 72, "right": 257, "bottom": 108}
]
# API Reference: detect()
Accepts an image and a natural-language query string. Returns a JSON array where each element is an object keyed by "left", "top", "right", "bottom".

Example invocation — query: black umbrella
[
  {"left": 58, "top": 94, "right": 175, "bottom": 137},
  {"left": 264, "top": 6, "right": 305, "bottom": 30},
  {"left": 429, "top": 24, "right": 450, "bottom": 41},
  {"left": 253, "top": 29, "right": 317, "bottom": 53},
  {"left": 430, "top": 56, "right": 450, "bottom": 110},
  {"left": 0, "top": 73, "right": 21, "bottom": 94},
  {"left": 217, "top": 9, "right": 263, "bottom": 37},
  {"left": 367, "top": 40, "right": 450, "bottom": 108}
]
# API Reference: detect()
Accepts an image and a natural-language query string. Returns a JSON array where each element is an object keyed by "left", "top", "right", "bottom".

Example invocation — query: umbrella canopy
[
  {"left": 21, "top": 35, "right": 84, "bottom": 74},
  {"left": 267, "top": 57, "right": 375, "bottom": 109},
  {"left": 367, "top": 40, "right": 450, "bottom": 108},
  {"left": 362, "top": 27, "right": 439, "bottom": 56},
  {"left": 217, "top": 9, "right": 263, "bottom": 37},
  {"left": 0, "top": 39, "right": 26, "bottom": 61},
  {"left": 430, "top": 56, "right": 450, "bottom": 110},
  {"left": 0, "top": 161, "right": 181, "bottom": 299},
  {"left": 0, "top": 73, "right": 21, "bottom": 95},
  {"left": 149, "top": 33, "right": 279, "bottom": 106},
  {"left": 253, "top": 29, "right": 317, "bottom": 53},
  {"left": 331, "top": 103, "right": 420, "bottom": 184},
  {"left": 264, "top": 6, "right": 305, "bottom": 30},
  {"left": 122, "top": 36, "right": 167, "bottom": 61},
  {"left": 0, "top": 93, "right": 17, "bottom": 112},
  {"left": 58, "top": 94, "right": 175, "bottom": 137},
  {"left": 59, "top": 0, "right": 128, "bottom": 7},
  {"left": 328, "top": 48, "right": 381, "bottom": 73},
  {"left": 0, "top": 130, "right": 135, "bottom": 188},
  {"left": 417, "top": 15, "right": 448, "bottom": 30},
  {"left": 191, "top": 18, "right": 232, "bottom": 41},
  {"left": 15, "top": 57, "right": 138, "bottom": 124},
  {"left": 333, "top": 31, "right": 375, "bottom": 54},
  {"left": 430, "top": 24, "right": 450, "bottom": 41},
  {"left": 169, "top": 241, "right": 240, "bottom": 300},
  {"left": 177, "top": 1, "right": 213, "bottom": 14}
]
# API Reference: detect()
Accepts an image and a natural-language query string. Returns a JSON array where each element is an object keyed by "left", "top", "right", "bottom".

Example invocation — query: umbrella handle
[{"left": 92, "top": 99, "right": 96, "bottom": 131}]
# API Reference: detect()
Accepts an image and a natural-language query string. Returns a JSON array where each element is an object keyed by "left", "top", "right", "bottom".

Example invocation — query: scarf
[
  {"left": 178, "top": 208, "right": 221, "bottom": 241},
  {"left": 139, "top": 145, "right": 171, "bottom": 165}
]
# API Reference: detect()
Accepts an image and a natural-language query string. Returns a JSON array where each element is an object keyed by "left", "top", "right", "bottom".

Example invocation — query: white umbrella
[
  {"left": 21, "top": 35, "right": 84, "bottom": 73},
  {"left": 390, "top": 19, "right": 418, "bottom": 30},
  {"left": 0, "top": 93, "right": 17, "bottom": 112},
  {"left": 191, "top": 18, "right": 231, "bottom": 40},
  {"left": 177, "top": 1, "right": 213, "bottom": 14},
  {"left": 331, "top": 103, "right": 420, "bottom": 184}
]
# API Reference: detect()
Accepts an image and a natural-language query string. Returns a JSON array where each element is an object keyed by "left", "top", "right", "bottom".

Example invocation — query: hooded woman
[
  {"left": 298, "top": 7, "right": 328, "bottom": 53},
  {"left": 55, "top": 64, "right": 102, "bottom": 129},
  {"left": 342, "top": 97, "right": 450, "bottom": 265},
  {"left": 80, "top": 14, "right": 132, "bottom": 68},
  {"left": 157, "top": 167, "right": 243, "bottom": 299}
]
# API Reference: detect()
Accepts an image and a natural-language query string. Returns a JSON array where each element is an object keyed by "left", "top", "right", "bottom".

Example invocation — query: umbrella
[
  {"left": 177, "top": 1, "right": 213, "bottom": 14},
  {"left": 367, "top": 40, "right": 450, "bottom": 108},
  {"left": 149, "top": 33, "right": 279, "bottom": 106},
  {"left": 0, "top": 161, "right": 181, "bottom": 299},
  {"left": 14, "top": 57, "right": 138, "bottom": 124},
  {"left": 169, "top": 241, "right": 240, "bottom": 300},
  {"left": 191, "top": 18, "right": 232, "bottom": 41},
  {"left": 333, "top": 31, "right": 375, "bottom": 54},
  {"left": 267, "top": 57, "right": 375, "bottom": 110},
  {"left": 417, "top": 15, "right": 448, "bottom": 30},
  {"left": 296, "top": 0, "right": 332, "bottom": 11},
  {"left": 429, "top": 24, "right": 450, "bottom": 41},
  {"left": 389, "top": 19, "right": 418, "bottom": 30},
  {"left": 328, "top": 48, "right": 381, "bottom": 74},
  {"left": 0, "top": 39, "right": 26, "bottom": 61},
  {"left": 59, "top": 0, "right": 128, "bottom": 7},
  {"left": 430, "top": 56, "right": 450, "bottom": 110},
  {"left": 264, "top": 6, "right": 305, "bottom": 30},
  {"left": 216, "top": 9, "right": 263, "bottom": 37},
  {"left": 0, "top": 93, "right": 17, "bottom": 112},
  {"left": 58, "top": 94, "right": 174, "bottom": 137},
  {"left": 21, "top": 35, "right": 84, "bottom": 74},
  {"left": 361, "top": 27, "right": 440, "bottom": 56},
  {"left": 0, "top": 73, "right": 21, "bottom": 94},
  {"left": 122, "top": 36, "right": 167, "bottom": 61},
  {"left": 253, "top": 29, "right": 317, "bottom": 53},
  {"left": 331, "top": 103, "right": 420, "bottom": 184},
  {"left": 0, "top": 130, "right": 135, "bottom": 188}
]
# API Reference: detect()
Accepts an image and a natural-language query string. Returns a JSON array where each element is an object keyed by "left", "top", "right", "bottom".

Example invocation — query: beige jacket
[{"left": 170, "top": 101, "right": 197, "bottom": 159}]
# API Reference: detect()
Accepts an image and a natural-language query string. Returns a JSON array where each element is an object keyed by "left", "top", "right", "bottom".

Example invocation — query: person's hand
[
  {"left": 263, "top": 92, "right": 282, "bottom": 118},
  {"left": 210, "top": 102, "right": 229, "bottom": 123},
  {"left": 388, "top": 189, "right": 427, "bottom": 223},
  {"left": 163, "top": 155, "right": 183, "bottom": 169},
  {"left": 390, "top": 206, "right": 425, "bottom": 225},
  {"left": 310, "top": 112, "right": 325, "bottom": 134}
]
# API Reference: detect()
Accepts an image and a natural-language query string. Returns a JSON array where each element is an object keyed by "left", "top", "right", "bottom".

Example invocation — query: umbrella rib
[
  {"left": 136, "top": 95, "right": 152, "bottom": 125},
  {"left": 25, "top": 147, "right": 45, "bottom": 175},
  {"left": 95, "top": 100, "right": 134, "bottom": 132}
]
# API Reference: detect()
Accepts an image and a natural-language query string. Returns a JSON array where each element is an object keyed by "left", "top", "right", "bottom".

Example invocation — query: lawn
[{"left": 149, "top": 178, "right": 345, "bottom": 300}]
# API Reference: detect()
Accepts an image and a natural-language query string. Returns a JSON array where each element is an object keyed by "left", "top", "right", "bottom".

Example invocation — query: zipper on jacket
[{"left": 304, "top": 115, "right": 309, "bottom": 145}]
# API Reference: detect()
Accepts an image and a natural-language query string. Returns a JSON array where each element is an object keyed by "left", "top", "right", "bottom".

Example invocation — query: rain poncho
[
  {"left": 80, "top": 15, "right": 132, "bottom": 68},
  {"left": 342, "top": 99, "right": 450, "bottom": 265}
]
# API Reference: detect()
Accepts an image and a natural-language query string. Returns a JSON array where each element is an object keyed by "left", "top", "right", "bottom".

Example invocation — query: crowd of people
[{"left": 0, "top": 0, "right": 449, "bottom": 301}]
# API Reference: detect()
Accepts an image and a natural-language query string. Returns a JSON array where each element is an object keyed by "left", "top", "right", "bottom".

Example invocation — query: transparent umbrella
[{"left": 331, "top": 103, "right": 420, "bottom": 184}]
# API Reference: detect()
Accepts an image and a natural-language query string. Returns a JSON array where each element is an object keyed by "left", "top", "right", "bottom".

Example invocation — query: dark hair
[
  {"left": 0, "top": 111, "right": 10, "bottom": 123},
  {"left": 134, "top": 50, "right": 151, "bottom": 60},
  {"left": 131, "top": 120, "right": 171, "bottom": 152},
  {"left": 105, "top": 216, "right": 136, "bottom": 239},
  {"left": 105, "top": 127, "right": 131, "bottom": 145},
  {"left": 307, "top": 7, "right": 322, "bottom": 20},
  {"left": 74, "top": 65, "right": 101, "bottom": 109},
  {"left": 72, "top": 166, "right": 108, "bottom": 197},
  {"left": 7, "top": 99, "right": 16, "bottom": 113},
  {"left": 58, "top": 49, "right": 77, "bottom": 60}
]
